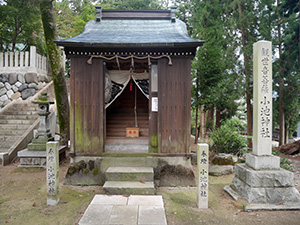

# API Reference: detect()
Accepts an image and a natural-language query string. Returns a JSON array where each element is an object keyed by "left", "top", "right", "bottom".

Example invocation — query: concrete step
[
  {"left": 103, "top": 181, "right": 155, "bottom": 195},
  {"left": 0, "top": 115, "right": 38, "bottom": 120},
  {"left": 0, "top": 119, "right": 35, "bottom": 125},
  {"left": 106, "top": 167, "right": 154, "bottom": 182}
]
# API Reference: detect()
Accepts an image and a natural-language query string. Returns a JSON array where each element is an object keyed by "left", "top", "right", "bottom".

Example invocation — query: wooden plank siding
[
  {"left": 70, "top": 57, "right": 105, "bottom": 155},
  {"left": 157, "top": 58, "right": 191, "bottom": 154}
]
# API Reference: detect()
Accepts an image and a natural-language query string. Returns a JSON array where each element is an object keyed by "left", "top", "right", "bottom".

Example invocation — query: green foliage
[
  {"left": 189, "top": 0, "right": 242, "bottom": 125},
  {"left": 209, "top": 118, "right": 248, "bottom": 155},
  {"left": 0, "top": 0, "right": 46, "bottom": 53},
  {"left": 54, "top": 0, "right": 96, "bottom": 39},
  {"left": 272, "top": 149, "right": 293, "bottom": 171}
]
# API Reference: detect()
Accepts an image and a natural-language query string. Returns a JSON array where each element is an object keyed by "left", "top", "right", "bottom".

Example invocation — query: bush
[{"left": 209, "top": 118, "right": 248, "bottom": 155}]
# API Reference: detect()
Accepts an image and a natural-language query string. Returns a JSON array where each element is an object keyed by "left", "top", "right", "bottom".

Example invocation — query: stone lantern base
[{"left": 27, "top": 136, "right": 54, "bottom": 151}]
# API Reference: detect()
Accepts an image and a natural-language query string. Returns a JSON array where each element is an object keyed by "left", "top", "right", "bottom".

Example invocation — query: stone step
[
  {"left": 105, "top": 144, "right": 149, "bottom": 153},
  {"left": 8, "top": 105, "right": 38, "bottom": 111},
  {"left": 0, "top": 136, "right": 20, "bottom": 142},
  {"left": 106, "top": 167, "right": 154, "bottom": 182},
  {"left": 0, "top": 141, "right": 15, "bottom": 148},
  {"left": 0, "top": 119, "right": 35, "bottom": 125},
  {"left": 0, "top": 130, "right": 26, "bottom": 135},
  {"left": 0, "top": 148, "right": 9, "bottom": 153},
  {"left": 103, "top": 181, "right": 155, "bottom": 195},
  {"left": 0, "top": 115, "right": 38, "bottom": 120},
  {"left": 2, "top": 111, "right": 36, "bottom": 115},
  {"left": 0, "top": 124, "right": 30, "bottom": 130}
]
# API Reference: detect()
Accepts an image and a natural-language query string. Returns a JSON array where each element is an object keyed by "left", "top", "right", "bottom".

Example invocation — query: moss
[
  {"left": 84, "top": 169, "right": 90, "bottom": 174},
  {"left": 92, "top": 168, "right": 99, "bottom": 176},
  {"left": 67, "top": 166, "right": 75, "bottom": 175}
]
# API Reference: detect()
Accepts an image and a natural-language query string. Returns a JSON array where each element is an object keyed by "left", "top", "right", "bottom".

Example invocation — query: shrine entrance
[{"left": 104, "top": 61, "right": 150, "bottom": 152}]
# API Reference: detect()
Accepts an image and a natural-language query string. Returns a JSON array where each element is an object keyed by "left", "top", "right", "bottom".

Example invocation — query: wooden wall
[
  {"left": 157, "top": 58, "right": 191, "bottom": 154},
  {"left": 70, "top": 57, "right": 105, "bottom": 155}
]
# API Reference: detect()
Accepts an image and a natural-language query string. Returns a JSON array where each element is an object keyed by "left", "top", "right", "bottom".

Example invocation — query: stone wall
[{"left": 0, "top": 72, "right": 50, "bottom": 108}]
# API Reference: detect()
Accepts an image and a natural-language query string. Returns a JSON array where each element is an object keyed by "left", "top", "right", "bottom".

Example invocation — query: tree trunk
[
  {"left": 238, "top": 3, "right": 252, "bottom": 149},
  {"left": 200, "top": 105, "right": 205, "bottom": 138},
  {"left": 194, "top": 106, "right": 198, "bottom": 144},
  {"left": 277, "top": 0, "right": 285, "bottom": 146},
  {"left": 40, "top": 0, "right": 70, "bottom": 145},
  {"left": 216, "top": 106, "right": 221, "bottom": 128}
]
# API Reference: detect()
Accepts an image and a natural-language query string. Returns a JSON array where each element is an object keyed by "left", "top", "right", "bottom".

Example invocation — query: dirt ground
[{"left": 0, "top": 155, "right": 300, "bottom": 225}]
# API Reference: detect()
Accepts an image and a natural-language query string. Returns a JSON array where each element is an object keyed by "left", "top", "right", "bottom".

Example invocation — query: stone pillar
[
  {"left": 246, "top": 40, "right": 280, "bottom": 170},
  {"left": 225, "top": 41, "right": 300, "bottom": 208},
  {"left": 47, "top": 141, "right": 59, "bottom": 206},
  {"left": 197, "top": 143, "right": 209, "bottom": 208},
  {"left": 30, "top": 46, "right": 36, "bottom": 68}
]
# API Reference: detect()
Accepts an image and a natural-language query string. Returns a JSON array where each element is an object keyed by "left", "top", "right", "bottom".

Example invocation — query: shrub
[{"left": 209, "top": 118, "right": 248, "bottom": 155}]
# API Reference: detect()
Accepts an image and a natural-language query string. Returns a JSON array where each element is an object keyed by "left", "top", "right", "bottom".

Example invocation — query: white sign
[
  {"left": 152, "top": 97, "right": 158, "bottom": 112},
  {"left": 197, "top": 143, "right": 209, "bottom": 208}
]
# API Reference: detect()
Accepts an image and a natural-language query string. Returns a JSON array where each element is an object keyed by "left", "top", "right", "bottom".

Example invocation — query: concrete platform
[{"left": 79, "top": 195, "right": 167, "bottom": 225}]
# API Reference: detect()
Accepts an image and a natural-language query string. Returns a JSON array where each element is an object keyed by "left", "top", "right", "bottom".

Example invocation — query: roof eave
[{"left": 54, "top": 40, "right": 205, "bottom": 49}]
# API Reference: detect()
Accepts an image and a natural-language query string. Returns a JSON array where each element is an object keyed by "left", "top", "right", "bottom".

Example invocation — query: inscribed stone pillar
[
  {"left": 246, "top": 40, "right": 280, "bottom": 170},
  {"left": 47, "top": 141, "right": 59, "bottom": 206},
  {"left": 225, "top": 41, "right": 300, "bottom": 208},
  {"left": 197, "top": 143, "right": 209, "bottom": 208}
]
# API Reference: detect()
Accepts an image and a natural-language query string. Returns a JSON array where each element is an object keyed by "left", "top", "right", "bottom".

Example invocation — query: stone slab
[
  {"left": 79, "top": 195, "right": 167, "bottom": 225},
  {"left": 235, "top": 163, "right": 294, "bottom": 187},
  {"left": 79, "top": 205, "right": 113, "bottom": 225},
  {"left": 90, "top": 195, "right": 128, "bottom": 205},
  {"left": 107, "top": 166, "right": 153, "bottom": 173},
  {"left": 128, "top": 195, "right": 164, "bottom": 207},
  {"left": 138, "top": 206, "right": 167, "bottom": 225},
  {"left": 209, "top": 164, "right": 234, "bottom": 176},
  {"left": 106, "top": 167, "right": 154, "bottom": 182},
  {"left": 108, "top": 205, "right": 138, "bottom": 225},
  {"left": 105, "top": 144, "right": 148, "bottom": 153},
  {"left": 246, "top": 154, "right": 280, "bottom": 170},
  {"left": 245, "top": 202, "right": 300, "bottom": 211},
  {"left": 224, "top": 185, "right": 240, "bottom": 201},
  {"left": 103, "top": 181, "right": 155, "bottom": 195}
]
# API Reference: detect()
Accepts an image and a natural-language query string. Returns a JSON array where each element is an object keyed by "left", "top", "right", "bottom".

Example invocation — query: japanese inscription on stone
[
  {"left": 253, "top": 41, "right": 272, "bottom": 156},
  {"left": 197, "top": 143, "right": 209, "bottom": 208},
  {"left": 46, "top": 141, "right": 59, "bottom": 206}
]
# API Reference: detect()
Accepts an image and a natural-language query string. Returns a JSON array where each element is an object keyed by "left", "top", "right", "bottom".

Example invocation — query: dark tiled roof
[{"left": 55, "top": 18, "right": 203, "bottom": 48}]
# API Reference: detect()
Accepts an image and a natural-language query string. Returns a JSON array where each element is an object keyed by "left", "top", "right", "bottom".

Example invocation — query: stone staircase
[
  {"left": 103, "top": 167, "right": 155, "bottom": 195},
  {"left": 0, "top": 102, "right": 39, "bottom": 166}
]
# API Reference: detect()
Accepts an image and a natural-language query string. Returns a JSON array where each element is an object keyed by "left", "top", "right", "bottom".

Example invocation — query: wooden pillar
[{"left": 149, "top": 63, "right": 158, "bottom": 153}]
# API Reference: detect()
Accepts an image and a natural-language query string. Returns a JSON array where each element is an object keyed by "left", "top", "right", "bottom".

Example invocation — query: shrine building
[{"left": 55, "top": 7, "right": 204, "bottom": 185}]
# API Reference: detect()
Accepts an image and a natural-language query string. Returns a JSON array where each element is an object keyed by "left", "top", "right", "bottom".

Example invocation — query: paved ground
[{"left": 78, "top": 195, "right": 168, "bottom": 225}]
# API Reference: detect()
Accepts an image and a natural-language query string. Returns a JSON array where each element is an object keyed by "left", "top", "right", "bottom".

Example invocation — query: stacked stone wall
[{"left": 0, "top": 72, "right": 50, "bottom": 108}]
